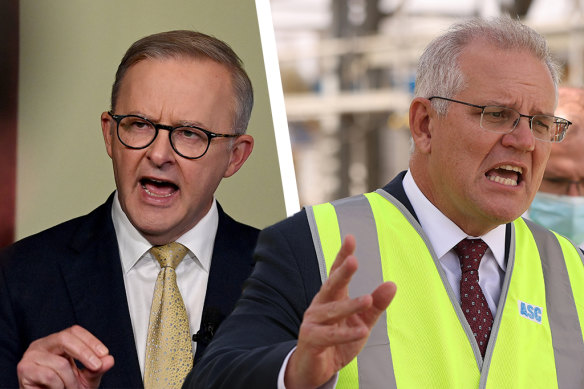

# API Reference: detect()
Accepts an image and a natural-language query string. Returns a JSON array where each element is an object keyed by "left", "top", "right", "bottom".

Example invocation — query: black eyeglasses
[
  {"left": 108, "top": 112, "right": 240, "bottom": 159},
  {"left": 428, "top": 96, "right": 571, "bottom": 143}
]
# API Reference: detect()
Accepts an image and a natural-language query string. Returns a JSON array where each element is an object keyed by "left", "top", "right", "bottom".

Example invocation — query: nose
[
  {"left": 566, "top": 181, "right": 582, "bottom": 197},
  {"left": 146, "top": 131, "right": 176, "bottom": 167},
  {"left": 501, "top": 116, "right": 536, "bottom": 152}
]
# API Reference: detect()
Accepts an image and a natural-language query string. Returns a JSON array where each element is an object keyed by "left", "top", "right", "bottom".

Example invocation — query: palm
[{"left": 285, "top": 235, "right": 396, "bottom": 389}]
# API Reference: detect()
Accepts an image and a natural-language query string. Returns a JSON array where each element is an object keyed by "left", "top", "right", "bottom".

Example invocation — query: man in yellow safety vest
[{"left": 187, "top": 16, "right": 584, "bottom": 389}]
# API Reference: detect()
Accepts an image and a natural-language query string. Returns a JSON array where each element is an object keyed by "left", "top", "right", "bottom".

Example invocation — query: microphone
[{"left": 192, "top": 307, "right": 224, "bottom": 345}]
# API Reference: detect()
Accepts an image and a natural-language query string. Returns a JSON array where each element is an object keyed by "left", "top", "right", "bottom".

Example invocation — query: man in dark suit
[
  {"left": 188, "top": 17, "right": 584, "bottom": 388},
  {"left": 0, "top": 30, "right": 257, "bottom": 388}
]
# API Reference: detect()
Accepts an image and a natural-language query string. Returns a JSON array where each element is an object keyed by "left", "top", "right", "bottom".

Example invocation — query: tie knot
[
  {"left": 454, "top": 238, "right": 488, "bottom": 272},
  {"left": 150, "top": 242, "right": 188, "bottom": 269}
]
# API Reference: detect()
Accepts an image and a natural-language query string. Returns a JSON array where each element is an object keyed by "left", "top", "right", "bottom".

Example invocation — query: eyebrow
[
  {"left": 481, "top": 100, "right": 553, "bottom": 116},
  {"left": 543, "top": 168, "right": 578, "bottom": 179},
  {"left": 176, "top": 119, "right": 209, "bottom": 129},
  {"left": 123, "top": 111, "right": 210, "bottom": 130}
]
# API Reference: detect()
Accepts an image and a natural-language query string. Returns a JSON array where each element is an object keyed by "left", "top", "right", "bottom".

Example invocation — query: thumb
[{"left": 79, "top": 355, "right": 115, "bottom": 389}]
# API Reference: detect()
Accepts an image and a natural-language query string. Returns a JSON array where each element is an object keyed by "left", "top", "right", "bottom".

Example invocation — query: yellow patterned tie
[{"left": 144, "top": 242, "right": 193, "bottom": 388}]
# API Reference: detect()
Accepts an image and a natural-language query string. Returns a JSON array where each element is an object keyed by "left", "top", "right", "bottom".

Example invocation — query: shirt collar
[
  {"left": 403, "top": 170, "right": 506, "bottom": 271},
  {"left": 111, "top": 192, "right": 218, "bottom": 274}
]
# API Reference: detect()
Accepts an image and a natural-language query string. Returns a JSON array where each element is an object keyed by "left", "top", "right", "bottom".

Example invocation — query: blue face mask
[{"left": 529, "top": 192, "right": 584, "bottom": 245}]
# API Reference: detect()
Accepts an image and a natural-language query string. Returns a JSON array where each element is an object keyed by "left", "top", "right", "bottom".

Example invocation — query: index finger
[
  {"left": 313, "top": 238, "right": 359, "bottom": 304},
  {"left": 328, "top": 235, "right": 356, "bottom": 274}
]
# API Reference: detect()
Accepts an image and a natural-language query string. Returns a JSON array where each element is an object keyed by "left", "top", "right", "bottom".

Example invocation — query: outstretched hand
[
  {"left": 284, "top": 235, "right": 396, "bottom": 389},
  {"left": 17, "top": 325, "right": 114, "bottom": 389}
]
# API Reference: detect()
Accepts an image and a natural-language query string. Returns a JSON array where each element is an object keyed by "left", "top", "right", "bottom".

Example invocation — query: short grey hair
[
  {"left": 111, "top": 30, "right": 253, "bottom": 134},
  {"left": 414, "top": 16, "right": 560, "bottom": 115}
]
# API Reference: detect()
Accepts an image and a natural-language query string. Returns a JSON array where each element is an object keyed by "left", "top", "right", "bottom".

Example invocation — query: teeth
[
  {"left": 142, "top": 183, "right": 174, "bottom": 198},
  {"left": 487, "top": 175, "right": 518, "bottom": 186},
  {"left": 498, "top": 164, "right": 522, "bottom": 174}
]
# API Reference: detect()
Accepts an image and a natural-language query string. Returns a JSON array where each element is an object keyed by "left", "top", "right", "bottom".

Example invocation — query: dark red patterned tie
[{"left": 454, "top": 238, "right": 493, "bottom": 357}]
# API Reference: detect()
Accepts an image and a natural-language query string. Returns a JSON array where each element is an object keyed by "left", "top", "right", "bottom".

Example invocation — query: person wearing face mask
[{"left": 528, "top": 86, "right": 584, "bottom": 248}]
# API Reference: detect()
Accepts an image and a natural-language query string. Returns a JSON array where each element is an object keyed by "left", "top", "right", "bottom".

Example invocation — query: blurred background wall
[
  {"left": 271, "top": 0, "right": 584, "bottom": 206},
  {"left": 0, "top": 1, "right": 18, "bottom": 247},
  {"left": 5, "top": 0, "right": 581, "bottom": 246},
  {"left": 3, "top": 0, "right": 291, "bottom": 245}
]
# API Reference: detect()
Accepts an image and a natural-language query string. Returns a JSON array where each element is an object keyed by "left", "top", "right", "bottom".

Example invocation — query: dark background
[{"left": 0, "top": 0, "right": 18, "bottom": 248}]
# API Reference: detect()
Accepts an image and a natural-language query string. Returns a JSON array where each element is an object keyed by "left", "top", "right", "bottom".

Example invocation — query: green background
[{"left": 16, "top": 0, "right": 288, "bottom": 238}]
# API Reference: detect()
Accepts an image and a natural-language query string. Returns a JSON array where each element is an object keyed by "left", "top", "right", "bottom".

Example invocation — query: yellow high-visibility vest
[{"left": 306, "top": 189, "right": 584, "bottom": 388}]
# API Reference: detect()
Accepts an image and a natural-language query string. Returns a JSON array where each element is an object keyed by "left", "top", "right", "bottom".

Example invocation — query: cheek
[
  {"left": 179, "top": 161, "right": 223, "bottom": 190},
  {"left": 435, "top": 134, "right": 473, "bottom": 170},
  {"left": 532, "top": 146, "right": 552, "bottom": 177},
  {"left": 112, "top": 148, "right": 141, "bottom": 185}
]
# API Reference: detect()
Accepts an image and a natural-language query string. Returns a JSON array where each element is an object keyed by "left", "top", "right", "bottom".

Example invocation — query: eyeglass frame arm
[{"left": 427, "top": 96, "right": 571, "bottom": 142}]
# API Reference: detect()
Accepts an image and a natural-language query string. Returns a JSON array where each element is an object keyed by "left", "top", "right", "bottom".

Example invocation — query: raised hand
[
  {"left": 17, "top": 325, "right": 114, "bottom": 389},
  {"left": 284, "top": 235, "right": 396, "bottom": 389}
]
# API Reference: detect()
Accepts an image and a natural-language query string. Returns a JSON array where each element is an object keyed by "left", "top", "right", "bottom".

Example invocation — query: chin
[
  {"left": 491, "top": 209, "right": 523, "bottom": 225},
  {"left": 479, "top": 202, "right": 523, "bottom": 226},
  {"left": 129, "top": 211, "right": 172, "bottom": 237}
]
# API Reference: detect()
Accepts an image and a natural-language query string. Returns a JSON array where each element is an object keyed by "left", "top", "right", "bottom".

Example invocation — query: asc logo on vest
[{"left": 518, "top": 300, "right": 543, "bottom": 324}]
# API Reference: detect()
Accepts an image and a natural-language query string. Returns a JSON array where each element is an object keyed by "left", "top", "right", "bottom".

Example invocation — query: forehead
[
  {"left": 456, "top": 39, "right": 556, "bottom": 112},
  {"left": 556, "top": 91, "right": 584, "bottom": 123},
  {"left": 116, "top": 57, "right": 235, "bottom": 123}
]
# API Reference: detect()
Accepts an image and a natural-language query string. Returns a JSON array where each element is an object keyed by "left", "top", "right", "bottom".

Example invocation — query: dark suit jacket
[
  {"left": 186, "top": 172, "right": 512, "bottom": 388},
  {"left": 0, "top": 193, "right": 258, "bottom": 388}
]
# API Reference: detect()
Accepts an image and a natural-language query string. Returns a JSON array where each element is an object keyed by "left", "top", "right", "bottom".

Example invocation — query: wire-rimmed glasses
[{"left": 428, "top": 96, "right": 571, "bottom": 143}]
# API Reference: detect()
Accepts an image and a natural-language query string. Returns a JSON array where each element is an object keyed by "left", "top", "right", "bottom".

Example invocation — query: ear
[
  {"left": 224, "top": 134, "right": 254, "bottom": 178},
  {"left": 101, "top": 111, "right": 114, "bottom": 159},
  {"left": 409, "top": 97, "right": 434, "bottom": 154}
]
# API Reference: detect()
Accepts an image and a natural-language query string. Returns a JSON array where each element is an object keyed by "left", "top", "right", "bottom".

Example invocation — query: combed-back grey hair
[{"left": 414, "top": 16, "right": 560, "bottom": 115}]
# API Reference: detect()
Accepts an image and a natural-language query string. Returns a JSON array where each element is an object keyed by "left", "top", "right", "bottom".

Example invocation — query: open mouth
[
  {"left": 140, "top": 178, "right": 179, "bottom": 198},
  {"left": 485, "top": 164, "right": 523, "bottom": 186}
]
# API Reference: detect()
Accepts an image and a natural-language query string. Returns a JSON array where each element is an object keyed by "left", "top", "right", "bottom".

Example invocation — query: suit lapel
[
  {"left": 381, "top": 171, "right": 418, "bottom": 221},
  {"left": 60, "top": 195, "right": 143, "bottom": 387},
  {"left": 193, "top": 204, "right": 257, "bottom": 363}
]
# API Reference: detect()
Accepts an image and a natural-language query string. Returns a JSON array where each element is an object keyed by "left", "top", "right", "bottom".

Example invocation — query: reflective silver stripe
[
  {"left": 305, "top": 205, "right": 328, "bottom": 284},
  {"left": 524, "top": 219, "right": 584, "bottom": 388},
  {"left": 479, "top": 225, "right": 516, "bottom": 389},
  {"left": 331, "top": 195, "right": 397, "bottom": 389}
]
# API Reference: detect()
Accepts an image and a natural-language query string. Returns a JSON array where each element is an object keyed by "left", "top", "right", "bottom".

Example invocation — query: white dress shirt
[
  {"left": 278, "top": 170, "right": 507, "bottom": 388},
  {"left": 111, "top": 192, "right": 218, "bottom": 376}
]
